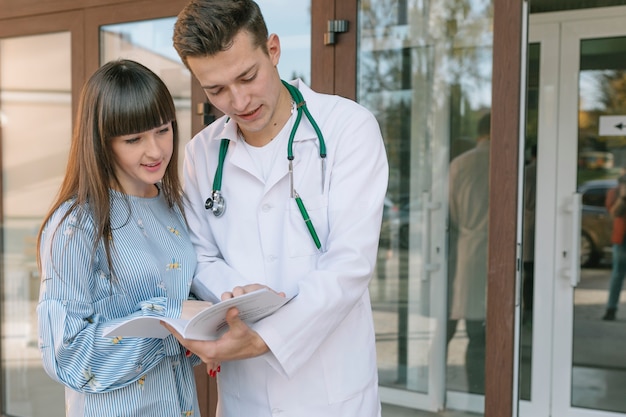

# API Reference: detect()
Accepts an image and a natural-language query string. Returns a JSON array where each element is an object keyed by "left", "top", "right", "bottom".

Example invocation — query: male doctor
[{"left": 167, "top": 1, "right": 389, "bottom": 416}]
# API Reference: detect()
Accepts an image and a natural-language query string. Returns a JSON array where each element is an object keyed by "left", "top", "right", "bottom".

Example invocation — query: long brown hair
[{"left": 36, "top": 59, "right": 183, "bottom": 277}]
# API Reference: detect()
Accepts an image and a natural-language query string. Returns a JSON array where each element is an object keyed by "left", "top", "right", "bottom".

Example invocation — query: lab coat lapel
[
  {"left": 264, "top": 112, "right": 318, "bottom": 193},
  {"left": 219, "top": 80, "right": 322, "bottom": 192},
  {"left": 218, "top": 119, "right": 259, "bottom": 180}
]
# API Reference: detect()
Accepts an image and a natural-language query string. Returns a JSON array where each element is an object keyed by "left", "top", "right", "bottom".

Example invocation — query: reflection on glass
[
  {"left": 447, "top": 112, "right": 491, "bottom": 395},
  {"left": 573, "top": 35, "right": 626, "bottom": 414},
  {"left": 257, "top": 0, "right": 311, "bottom": 84},
  {"left": 520, "top": 42, "right": 540, "bottom": 402},
  {"left": 0, "top": 32, "right": 70, "bottom": 416},
  {"left": 358, "top": 0, "right": 492, "bottom": 414}
]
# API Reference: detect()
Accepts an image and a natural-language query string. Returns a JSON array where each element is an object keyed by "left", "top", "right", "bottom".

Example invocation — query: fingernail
[
  {"left": 217, "top": 365, "right": 221, "bottom": 373},
  {"left": 185, "top": 349, "right": 192, "bottom": 357}
]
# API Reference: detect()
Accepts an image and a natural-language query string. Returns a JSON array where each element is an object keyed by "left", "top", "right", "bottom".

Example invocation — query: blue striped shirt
[{"left": 37, "top": 189, "right": 201, "bottom": 417}]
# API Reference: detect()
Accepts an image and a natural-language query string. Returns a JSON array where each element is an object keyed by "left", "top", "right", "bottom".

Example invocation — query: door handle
[
  {"left": 421, "top": 191, "right": 441, "bottom": 281},
  {"left": 324, "top": 20, "right": 349, "bottom": 45},
  {"left": 565, "top": 192, "right": 582, "bottom": 287}
]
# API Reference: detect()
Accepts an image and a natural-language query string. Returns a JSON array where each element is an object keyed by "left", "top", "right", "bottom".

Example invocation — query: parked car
[
  {"left": 578, "top": 178, "right": 616, "bottom": 268},
  {"left": 379, "top": 180, "right": 615, "bottom": 266}
]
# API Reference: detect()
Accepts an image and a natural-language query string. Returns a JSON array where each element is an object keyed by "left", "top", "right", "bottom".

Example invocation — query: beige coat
[{"left": 448, "top": 140, "right": 490, "bottom": 320}]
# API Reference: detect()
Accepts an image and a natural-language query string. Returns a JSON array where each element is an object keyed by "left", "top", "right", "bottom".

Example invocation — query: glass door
[
  {"left": 0, "top": 12, "right": 85, "bottom": 416},
  {"left": 527, "top": 6, "right": 626, "bottom": 417},
  {"left": 554, "top": 11, "right": 626, "bottom": 417},
  {"left": 357, "top": 1, "right": 493, "bottom": 415},
  {"left": 0, "top": 30, "right": 71, "bottom": 417},
  {"left": 520, "top": 20, "right": 560, "bottom": 417}
]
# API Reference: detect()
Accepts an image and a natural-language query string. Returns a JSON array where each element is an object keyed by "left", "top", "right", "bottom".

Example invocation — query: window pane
[
  {"left": 257, "top": 0, "right": 311, "bottom": 84},
  {"left": 358, "top": 0, "right": 492, "bottom": 414},
  {"left": 0, "top": 31, "right": 70, "bottom": 417}
]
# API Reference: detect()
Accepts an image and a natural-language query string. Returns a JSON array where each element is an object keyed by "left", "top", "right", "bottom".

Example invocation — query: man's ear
[{"left": 267, "top": 33, "right": 281, "bottom": 67}]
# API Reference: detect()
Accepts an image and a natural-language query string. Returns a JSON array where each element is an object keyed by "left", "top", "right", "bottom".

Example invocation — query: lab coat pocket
[{"left": 286, "top": 194, "right": 328, "bottom": 257}]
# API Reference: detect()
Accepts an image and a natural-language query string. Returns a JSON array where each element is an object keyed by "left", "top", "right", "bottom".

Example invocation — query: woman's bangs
[{"left": 102, "top": 80, "right": 175, "bottom": 139}]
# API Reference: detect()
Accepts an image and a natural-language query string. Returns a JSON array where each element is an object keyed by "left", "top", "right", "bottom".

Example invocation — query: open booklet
[{"left": 103, "top": 288, "right": 294, "bottom": 341}]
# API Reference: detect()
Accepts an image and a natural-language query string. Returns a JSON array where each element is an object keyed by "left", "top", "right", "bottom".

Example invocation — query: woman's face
[{"left": 110, "top": 121, "right": 174, "bottom": 197}]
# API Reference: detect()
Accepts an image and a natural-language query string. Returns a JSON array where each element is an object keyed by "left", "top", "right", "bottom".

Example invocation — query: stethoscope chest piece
[{"left": 205, "top": 190, "right": 226, "bottom": 217}]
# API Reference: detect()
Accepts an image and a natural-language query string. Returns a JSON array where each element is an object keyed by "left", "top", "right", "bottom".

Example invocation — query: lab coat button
[
  {"left": 267, "top": 255, "right": 276, "bottom": 262},
  {"left": 271, "top": 408, "right": 283, "bottom": 414},
  {"left": 262, "top": 204, "right": 272, "bottom": 212}
]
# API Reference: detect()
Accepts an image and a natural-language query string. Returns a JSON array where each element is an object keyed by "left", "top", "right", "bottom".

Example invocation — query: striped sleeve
[{"left": 36, "top": 203, "right": 177, "bottom": 393}]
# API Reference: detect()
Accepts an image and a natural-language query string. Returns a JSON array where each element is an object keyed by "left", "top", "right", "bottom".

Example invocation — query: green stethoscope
[{"left": 204, "top": 80, "right": 327, "bottom": 250}]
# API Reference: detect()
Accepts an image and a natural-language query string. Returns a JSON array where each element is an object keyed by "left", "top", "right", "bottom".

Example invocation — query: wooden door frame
[
  {"left": 0, "top": 10, "right": 86, "bottom": 127},
  {"left": 486, "top": 1, "right": 523, "bottom": 416},
  {"left": 83, "top": 0, "right": 188, "bottom": 84},
  {"left": 311, "top": 0, "right": 357, "bottom": 99}
]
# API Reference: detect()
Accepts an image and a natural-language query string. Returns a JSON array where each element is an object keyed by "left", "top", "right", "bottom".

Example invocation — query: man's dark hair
[
  {"left": 477, "top": 112, "right": 491, "bottom": 137},
  {"left": 173, "top": 0, "right": 269, "bottom": 68}
]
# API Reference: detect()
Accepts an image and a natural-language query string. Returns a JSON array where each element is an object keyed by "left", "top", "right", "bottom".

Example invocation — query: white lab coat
[{"left": 183, "top": 80, "right": 388, "bottom": 417}]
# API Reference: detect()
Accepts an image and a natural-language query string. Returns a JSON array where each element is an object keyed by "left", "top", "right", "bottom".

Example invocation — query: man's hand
[
  {"left": 161, "top": 305, "right": 269, "bottom": 377},
  {"left": 221, "top": 284, "right": 286, "bottom": 300}
]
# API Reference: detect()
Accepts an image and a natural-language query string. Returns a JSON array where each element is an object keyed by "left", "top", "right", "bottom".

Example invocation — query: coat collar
[
  {"left": 210, "top": 80, "right": 321, "bottom": 189},
  {"left": 211, "top": 79, "right": 320, "bottom": 144}
]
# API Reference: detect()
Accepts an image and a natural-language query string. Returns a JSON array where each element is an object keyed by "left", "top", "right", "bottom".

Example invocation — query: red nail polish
[
  {"left": 217, "top": 365, "right": 221, "bottom": 373},
  {"left": 185, "top": 349, "right": 192, "bottom": 357}
]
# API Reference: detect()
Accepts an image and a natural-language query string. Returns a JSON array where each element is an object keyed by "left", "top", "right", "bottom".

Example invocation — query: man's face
[{"left": 187, "top": 31, "right": 282, "bottom": 139}]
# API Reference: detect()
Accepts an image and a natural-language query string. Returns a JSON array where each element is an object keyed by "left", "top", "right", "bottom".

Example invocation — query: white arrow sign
[{"left": 599, "top": 115, "right": 626, "bottom": 136}]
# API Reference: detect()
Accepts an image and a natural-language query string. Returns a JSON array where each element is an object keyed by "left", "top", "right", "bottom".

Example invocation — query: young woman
[{"left": 36, "top": 59, "right": 205, "bottom": 416}]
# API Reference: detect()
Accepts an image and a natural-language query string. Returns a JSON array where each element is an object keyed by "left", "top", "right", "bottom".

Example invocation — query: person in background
[
  {"left": 447, "top": 112, "right": 491, "bottom": 394},
  {"left": 602, "top": 173, "right": 626, "bottom": 321},
  {"left": 36, "top": 59, "right": 205, "bottom": 417},
  {"left": 164, "top": 1, "right": 389, "bottom": 416}
]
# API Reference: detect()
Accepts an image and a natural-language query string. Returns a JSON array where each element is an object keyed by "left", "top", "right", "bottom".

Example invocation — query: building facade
[{"left": 0, "top": 1, "right": 625, "bottom": 416}]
